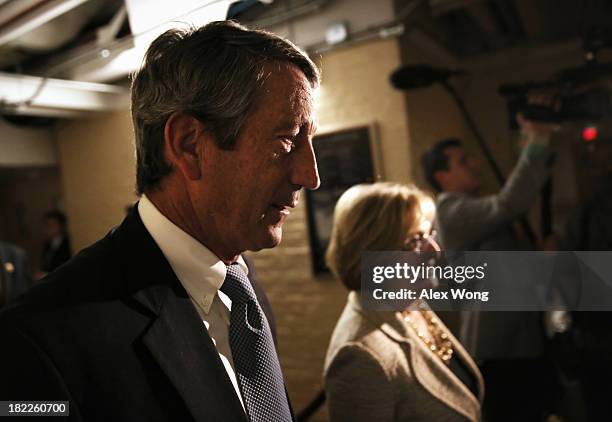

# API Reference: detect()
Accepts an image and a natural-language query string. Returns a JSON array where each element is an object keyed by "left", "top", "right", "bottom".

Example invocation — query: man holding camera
[{"left": 421, "top": 114, "right": 557, "bottom": 421}]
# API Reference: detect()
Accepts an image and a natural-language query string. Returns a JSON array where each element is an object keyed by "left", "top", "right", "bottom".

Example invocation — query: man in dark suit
[
  {"left": 0, "top": 20, "right": 320, "bottom": 422},
  {"left": 37, "top": 210, "right": 72, "bottom": 280}
]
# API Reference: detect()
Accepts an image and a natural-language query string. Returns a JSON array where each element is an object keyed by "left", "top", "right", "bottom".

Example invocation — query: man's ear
[{"left": 163, "top": 112, "right": 206, "bottom": 181}]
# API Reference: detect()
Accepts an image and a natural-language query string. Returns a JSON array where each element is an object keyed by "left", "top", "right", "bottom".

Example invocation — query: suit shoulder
[
  {"left": 326, "top": 303, "right": 402, "bottom": 376},
  {"left": 0, "top": 230, "right": 118, "bottom": 324}
]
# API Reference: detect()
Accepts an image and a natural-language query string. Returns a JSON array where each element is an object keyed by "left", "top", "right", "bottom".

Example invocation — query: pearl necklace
[{"left": 403, "top": 306, "right": 454, "bottom": 365}]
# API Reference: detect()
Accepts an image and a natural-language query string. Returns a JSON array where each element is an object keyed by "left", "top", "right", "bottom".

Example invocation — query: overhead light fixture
[{"left": 325, "top": 21, "right": 348, "bottom": 45}]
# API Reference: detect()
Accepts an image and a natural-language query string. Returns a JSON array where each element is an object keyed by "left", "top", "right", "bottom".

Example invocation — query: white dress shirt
[{"left": 138, "top": 195, "right": 246, "bottom": 410}]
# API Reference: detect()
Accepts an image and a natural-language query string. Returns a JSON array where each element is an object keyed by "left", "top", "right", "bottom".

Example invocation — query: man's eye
[{"left": 278, "top": 137, "right": 296, "bottom": 154}]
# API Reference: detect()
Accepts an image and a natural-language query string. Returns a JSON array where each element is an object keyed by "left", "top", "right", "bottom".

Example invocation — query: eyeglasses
[{"left": 403, "top": 228, "right": 440, "bottom": 252}]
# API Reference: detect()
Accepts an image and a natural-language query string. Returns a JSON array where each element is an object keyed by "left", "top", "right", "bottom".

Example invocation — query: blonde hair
[{"left": 325, "top": 183, "right": 434, "bottom": 291}]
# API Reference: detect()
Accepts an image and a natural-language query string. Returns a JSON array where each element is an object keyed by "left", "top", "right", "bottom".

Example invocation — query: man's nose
[{"left": 291, "top": 141, "right": 320, "bottom": 190}]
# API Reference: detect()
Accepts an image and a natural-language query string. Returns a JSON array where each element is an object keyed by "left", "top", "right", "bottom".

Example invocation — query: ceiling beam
[
  {"left": 429, "top": 0, "right": 484, "bottom": 16},
  {"left": 492, "top": 0, "right": 522, "bottom": 38},
  {"left": 405, "top": 28, "right": 459, "bottom": 68},
  {"left": 513, "top": 0, "right": 543, "bottom": 39},
  {"left": 0, "top": 0, "right": 89, "bottom": 47},
  {"left": 33, "top": 0, "right": 236, "bottom": 82},
  {"left": 0, "top": 0, "right": 45, "bottom": 27},
  {"left": 466, "top": 2, "right": 500, "bottom": 37}
]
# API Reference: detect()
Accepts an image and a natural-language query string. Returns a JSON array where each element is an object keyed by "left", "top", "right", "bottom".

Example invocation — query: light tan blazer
[{"left": 324, "top": 292, "right": 484, "bottom": 422}]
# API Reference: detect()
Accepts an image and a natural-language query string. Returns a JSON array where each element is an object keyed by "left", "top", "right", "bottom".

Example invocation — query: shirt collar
[{"left": 138, "top": 194, "right": 248, "bottom": 315}]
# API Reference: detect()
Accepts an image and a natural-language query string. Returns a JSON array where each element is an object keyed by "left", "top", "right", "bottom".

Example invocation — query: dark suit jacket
[{"left": 0, "top": 206, "right": 287, "bottom": 421}]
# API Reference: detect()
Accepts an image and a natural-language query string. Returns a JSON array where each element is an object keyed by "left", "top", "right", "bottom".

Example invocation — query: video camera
[{"left": 499, "top": 29, "right": 612, "bottom": 128}]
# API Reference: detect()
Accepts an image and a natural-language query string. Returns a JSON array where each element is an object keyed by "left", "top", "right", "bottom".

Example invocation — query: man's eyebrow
[
  {"left": 273, "top": 119, "right": 301, "bottom": 133},
  {"left": 274, "top": 116, "right": 314, "bottom": 134}
]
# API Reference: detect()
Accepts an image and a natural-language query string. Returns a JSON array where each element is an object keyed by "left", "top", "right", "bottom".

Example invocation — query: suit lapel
[
  {"left": 112, "top": 205, "right": 248, "bottom": 422},
  {"left": 139, "top": 287, "right": 247, "bottom": 422}
]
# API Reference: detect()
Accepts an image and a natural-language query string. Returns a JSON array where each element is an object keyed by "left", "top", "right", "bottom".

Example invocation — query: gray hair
[{"left": 131, "top": 20, "right": 320, "bottom": 194}]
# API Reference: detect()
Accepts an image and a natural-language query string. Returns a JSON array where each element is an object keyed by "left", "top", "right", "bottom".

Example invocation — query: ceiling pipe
[
  {"left": 305, "top": 0, "right": 423, "bottom": 55},
  {"left": 248, "top": 0, "right": 329, "bottom": 28},
  {"left": 0, "top": 71, "right": 129, "bottom": 118}
]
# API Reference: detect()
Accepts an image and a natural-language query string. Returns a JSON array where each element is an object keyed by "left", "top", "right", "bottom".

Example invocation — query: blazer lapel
[
  {"left": 406, "top": 327, "right": 483, "bottom": 421},
  {"left": 449, "top": 327, "right": 485, "bottom": 405},
  {"left": 112, "top": 205, "right": 248, "bottom": 422},
  {"left": 352, "top": 295, "right": 483, "bottom": 421}
]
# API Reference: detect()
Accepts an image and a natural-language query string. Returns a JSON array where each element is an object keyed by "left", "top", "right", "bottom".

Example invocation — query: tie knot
[{"left": 220, "top": 263, "right": 257, "bottom": 304}]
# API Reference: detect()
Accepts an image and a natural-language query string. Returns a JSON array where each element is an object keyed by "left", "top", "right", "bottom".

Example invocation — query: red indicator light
[{"left": 582, "top": 126, "right": 598, "bottom": 142}]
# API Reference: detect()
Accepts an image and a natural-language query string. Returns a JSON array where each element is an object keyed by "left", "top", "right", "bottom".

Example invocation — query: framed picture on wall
[{"left": 305, "top": 123, "right": 384, "bottom": 274}]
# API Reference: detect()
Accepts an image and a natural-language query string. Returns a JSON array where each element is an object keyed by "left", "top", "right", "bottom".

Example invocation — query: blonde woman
[{"left": 324, "top": 183, "right": 484, "bottom": 422}]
